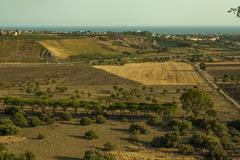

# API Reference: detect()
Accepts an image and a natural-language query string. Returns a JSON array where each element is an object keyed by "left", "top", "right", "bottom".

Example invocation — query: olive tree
[{"left": 180, "top": 88, "right": 214, "bottom": 116}]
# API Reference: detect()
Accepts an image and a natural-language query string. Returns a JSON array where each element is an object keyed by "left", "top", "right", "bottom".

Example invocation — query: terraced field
[{"left": 95, "top": 62, "right": 205, "bottom": 85}]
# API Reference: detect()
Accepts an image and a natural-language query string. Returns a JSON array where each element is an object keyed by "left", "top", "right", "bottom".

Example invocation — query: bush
[
  {"left": 103, "top": 142, "right": 116, "bottom": 151},
  {"left": 4, "top": 107, "right": 22, "bottom": 115},
  {"left": 146, "top": 116, "right": 162, "bottom": 126},
  {"left": 84, "top": 150, "right": 115, "bottom": 160},
  {"left": 129, "top": 122, "right": 149, "bottom": 134},
  {"left": 169, "top": 119, "right": 192, "bottom": 135},
  {"left": 60, "top": 112, "right": 72, "bottom": 121},
  {"left": 207, "top": 144, "right": 227, "bottom": 160},
  {"left": 19, "top": 151, "right": 36, "bottom": 160},
  {"left": 0, "top": 119, "right": 19, "bottom": 136},
  {"left": 11, "top": 112, "right": 28, "bottom": 127},
  {"left": 96, "top": 115, "right": 107, "bottom": 124},
  {"left": 0, "top": 151, "right": 36, "bottom": 160},
  {"left": 84, "top": 130, "right": 98, "bottom": 140},
  {"left": 80, "top": 117, "right": 92, "bottom": 126},
  {"left": 34, "top": 112, "right": 54, "bottom": 124},
  {"left": 29, "top": 116, "right": 41, "bottom": 127},
  {"left": 151, "top": 132, "right": 180, "bottom": 148},
  {"left": 37, "top": 133, "right": 45, "bottom": 139},
  {"left": 190, "top": 132, "right": 222, "bottom": 149},
  {"left": 178, "top": 144, "right": 194, "bottom": 155}
]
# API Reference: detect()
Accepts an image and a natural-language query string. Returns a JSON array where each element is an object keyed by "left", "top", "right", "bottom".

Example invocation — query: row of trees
[
  {"left": 1, "top": 97, "right": 176, "bottom": 116},
  {"left": 109, "top": 102, "right": 177, "bottom": 115}
]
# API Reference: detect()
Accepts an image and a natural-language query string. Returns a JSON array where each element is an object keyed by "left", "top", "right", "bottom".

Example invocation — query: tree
[
  {"left": 129, "top": 122, "right": 150, "bottom": 134},
  {"left": 178, "top": 144, "right": 194, "bottom": 155},
  {"left": 180, "top": 88, "right": 214, "bottom": 116},
  {"left": 29, "top": 116, "right": 41, "bottom": 127},
  {"left": 59, "top": 112, "right": 72, "bottom": 121}
]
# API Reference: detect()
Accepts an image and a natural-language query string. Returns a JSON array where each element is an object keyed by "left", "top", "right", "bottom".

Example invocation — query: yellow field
[
  {"left": 94, "top": 62, "right": 205, "bottom": 85},
  {"left": 39, "top": 38, "right": 135, "bottom": 59}
]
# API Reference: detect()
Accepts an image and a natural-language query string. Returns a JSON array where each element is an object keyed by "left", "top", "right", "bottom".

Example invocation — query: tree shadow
[
  {"left": 60, "top": 121, "right": 79, "bottom": 126},
  {"left": 110, "top": 127, "right": 129, "bottom": 133},
  {"left": 120, "top": 137, "right": 150, "bottom": 148},
  {"left": 68, "top": 135, "right": 85, "bottom": 139},
  {"left": 54, "top": 156, "right": 82, "bottom": 160}
]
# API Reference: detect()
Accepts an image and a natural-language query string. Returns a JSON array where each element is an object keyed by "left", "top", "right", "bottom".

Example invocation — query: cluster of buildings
[
  {"left": 155, "top": 34, "right": 221, "bottom": 42},
  {"left": 0, "top": 29, "right": 22, "bottom": 36}
]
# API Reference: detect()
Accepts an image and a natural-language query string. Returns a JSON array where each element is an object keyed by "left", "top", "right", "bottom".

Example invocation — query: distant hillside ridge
[{"left": 0, "top": 39, "right": 53, "bottom": 62}]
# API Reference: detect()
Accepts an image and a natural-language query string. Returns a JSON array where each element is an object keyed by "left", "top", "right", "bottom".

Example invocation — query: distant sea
[{"left": 1, "top": 26, "right": 240, "bottom": 34}]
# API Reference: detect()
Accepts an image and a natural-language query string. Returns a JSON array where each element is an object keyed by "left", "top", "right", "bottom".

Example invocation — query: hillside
[{"left": 0, "top": 40, "right": 52, "bottom": 62}]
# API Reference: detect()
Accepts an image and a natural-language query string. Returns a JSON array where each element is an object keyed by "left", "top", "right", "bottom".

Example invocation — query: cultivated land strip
[{"left": 94, "top": 62, "right": 205, "bottom": 85}]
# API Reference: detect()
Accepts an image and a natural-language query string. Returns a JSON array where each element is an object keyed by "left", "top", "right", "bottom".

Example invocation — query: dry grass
[
  {"left": 0, "top": 136, "right": 26, "bottom": 145},
  {"left": 111, "top": 146, "right": 196, "bottom": 160},
  {"left": 95, "top": 62, "right": 205, "bottom": 85}
]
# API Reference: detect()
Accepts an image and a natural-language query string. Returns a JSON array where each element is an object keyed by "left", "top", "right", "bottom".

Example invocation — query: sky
[{"left": 0, "top": 0, "right": 239, "bottom": 27}]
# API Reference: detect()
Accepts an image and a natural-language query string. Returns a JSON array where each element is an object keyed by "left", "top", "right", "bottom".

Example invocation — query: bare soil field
[
  {"left": 0, "top": 63, "right": 139, "bottom": 86},
  {"left": 218, "top": 83, "right": 240, "bottom": 103},
  {"left": 206, "top": 62, "right": 240, "bottom": 78},
  {"left": 95, "top": 62, "right": 205, "bottom": 85}
]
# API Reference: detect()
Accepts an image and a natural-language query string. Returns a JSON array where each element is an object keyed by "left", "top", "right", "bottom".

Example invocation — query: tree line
[{"left": 1, "top": 97, "right": 176, "bottom": 116}]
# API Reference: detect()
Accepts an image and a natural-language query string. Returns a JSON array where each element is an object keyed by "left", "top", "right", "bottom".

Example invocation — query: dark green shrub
[
  {"left": 146, "top": 116, "right": 162, "bottom": 126},
  {"left": 190, "top": 132, "right": 221, "bottom": 149},
  {"left": 80, "top": 117, "right": 92, "bottom": 126},
  {"left": 169, "top": 119, "right": 192, "bottom": 135},
  {"left": 4, "top": 107, "right": 22, "bottom": 115},
  {"left": 11, "top": 112, "right": 28, "bottom": 127},
  {"left": 19, "top": 151, "right": 36, "bottom": 160},
  {"left": 84, "top": 130, "right": 98, "bottom": 140},
  {"left": 96, "top": 115, "right": 106, "bottom": 124},
  {"left": 228, "top": 119, "right": 240, "bottom": 131},
  {"left": 151, "top": 132, "right": 180, "bottom": 148},
  {"left": 29, "top": 116, "right": 41, "bottom": 127},
  {"left": 129, "top": 122, "right": 149, "bottom": 134},
  {"left": 34, "top": 112, "right": 54, "bottom": 124},
  {"left": 103, "top": 142, "right": 116, "bottom": 151},
  {"left": 0, "top": 119, "right": 19, "bottom": 135},
  {"left": 60, "top": 112, "right": 72, "bottom": 121},
  {"left": 84, "top": 150, "right": 115, "bottom": 160},
  {"left": 228, "top": 128, "right": 240, "bottom": 143},
  {"left": 178, "top": 144, "right": 194, "bottom": 155},
  {"left": 0, "top": 151, "right": 36, "bottom": 160}
]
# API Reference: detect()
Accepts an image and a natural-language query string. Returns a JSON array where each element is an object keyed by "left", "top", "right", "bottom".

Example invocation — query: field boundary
[{"left": 192, "top": 63, "right": 240, "bottom": 111}]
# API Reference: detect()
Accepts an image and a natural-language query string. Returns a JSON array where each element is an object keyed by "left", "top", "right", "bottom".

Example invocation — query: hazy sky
[{"left": 0, "top": 0, "right": 239, "bottom": 27}]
